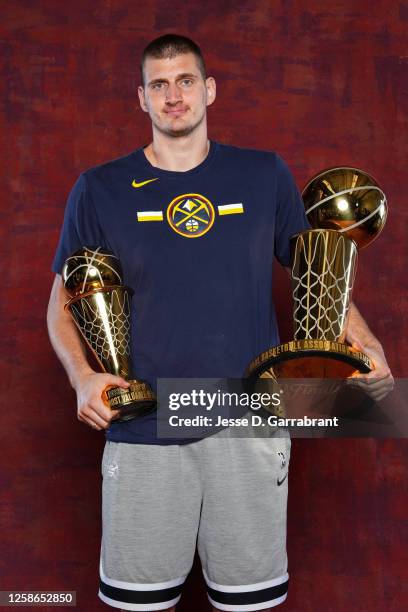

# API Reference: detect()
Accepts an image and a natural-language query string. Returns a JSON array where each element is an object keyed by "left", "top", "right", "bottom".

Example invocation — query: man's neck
[{"left": 143, "top": 128, "right": 210, "bottom": 172}]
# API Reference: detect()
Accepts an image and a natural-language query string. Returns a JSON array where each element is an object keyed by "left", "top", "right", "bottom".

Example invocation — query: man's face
[{"left": 138, "top": 53, "right": 216, "bottom": 138}]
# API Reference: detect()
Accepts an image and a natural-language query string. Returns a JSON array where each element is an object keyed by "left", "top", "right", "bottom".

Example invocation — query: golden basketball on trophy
[
  {"left": 247, "top": 167, "right": 387, "bottom": 379},
  {"left": 63, "top": 247, "right": 156, "bottom": 421}
]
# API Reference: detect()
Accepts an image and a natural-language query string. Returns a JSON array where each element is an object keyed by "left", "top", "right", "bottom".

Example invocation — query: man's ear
[
  {"left": 138, "top": 85, "right": 148, "bottom": 113},
  {"left": 205, "top": 77, "right": 216, "bottom": 107}
]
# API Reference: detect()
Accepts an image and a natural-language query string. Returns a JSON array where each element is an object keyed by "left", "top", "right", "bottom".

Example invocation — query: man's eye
[
  {"left": 179, "top": 79, "right": 193, "bottom": 87},
  {"left": 151, "top": 83, "right": 165, "bottom": 90}
]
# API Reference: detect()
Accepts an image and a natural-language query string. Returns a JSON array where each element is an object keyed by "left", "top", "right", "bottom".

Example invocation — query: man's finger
[
  {"left": 346, "top": 377, "right": 393, "bottom": 391},
  {"left": 88, "top": 407, "right": 112, "bottom": 429},
  {"left": 89, "top": 401, "right": 114, "bottom": 424},
  {"left": 80, "top": 414, "right": 103, "bottom": 431},
  {"left": 104, "top": 375, "right": 130, "bottom": 388},
  {"left": 347, "top": 370, "right": 391, "bottom": 383},
  {"left": 345, "top": 377, "right": 394, "bottom": 403}
]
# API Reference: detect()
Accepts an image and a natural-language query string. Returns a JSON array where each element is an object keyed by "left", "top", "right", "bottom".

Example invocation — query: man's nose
[{"left": 165, "top": 82, "right": 182, "bottom": 104}]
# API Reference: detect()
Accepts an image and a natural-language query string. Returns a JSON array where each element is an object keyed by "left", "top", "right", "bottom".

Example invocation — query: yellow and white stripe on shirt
[
  {"left": 217, "top": 203, "right": 244, "bottom": 216},
  {"left": 137, "top": 211, "right": 164, "bottom": 222}
]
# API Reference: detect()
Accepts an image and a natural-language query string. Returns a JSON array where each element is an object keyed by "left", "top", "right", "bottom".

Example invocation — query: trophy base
[
  {"left": 246, "top": 339, "right": 372, "bottom": 379},
  {"left": 105, "top": 380, "right": 156, "bottom": 422}
]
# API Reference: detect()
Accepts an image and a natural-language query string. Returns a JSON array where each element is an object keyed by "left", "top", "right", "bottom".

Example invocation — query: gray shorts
[{"left": 99, "top": 431, "right": 291, "bottom": 611}]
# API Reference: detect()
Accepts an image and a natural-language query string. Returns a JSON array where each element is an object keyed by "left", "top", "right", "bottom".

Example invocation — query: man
[{"left": 47, "top": 34, "right": 393, "bottom": 611}]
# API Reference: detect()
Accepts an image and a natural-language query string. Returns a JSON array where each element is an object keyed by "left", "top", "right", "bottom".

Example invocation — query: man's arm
[
  {"left": 345, "top": 302, "right": 394, "bottom": 401},
  {"left": 47, "top": 274, "right": 129, "bottom": 430},
  {"left": 284, "top": 266, "right": 394, "bottom": 401}
]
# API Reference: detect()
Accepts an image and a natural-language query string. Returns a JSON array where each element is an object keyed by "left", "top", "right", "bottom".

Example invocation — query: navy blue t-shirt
[{"left": 52, "top": 141, "right": 309, "bottom": 444}]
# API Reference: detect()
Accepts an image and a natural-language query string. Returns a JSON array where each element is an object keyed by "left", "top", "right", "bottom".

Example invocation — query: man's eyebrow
[
  {"left": 176, "top": 72, "right": 197, "bottom": 79},
  {"left": 148, "top": 78, "right": 168, "bottom": 86},
  {"left": 147, "top": 73, "right": 198, "bottom": 86}
]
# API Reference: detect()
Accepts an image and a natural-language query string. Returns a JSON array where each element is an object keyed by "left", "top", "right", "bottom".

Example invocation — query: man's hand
[
  {"left": 75, "top": 372, "right": 130, "bottom": 430},
  {"left": 345, "top": 303, "right": 394, "bottom": 402},
  {"left": 346, "top": 340, "right": 394, "bottom": 402}
]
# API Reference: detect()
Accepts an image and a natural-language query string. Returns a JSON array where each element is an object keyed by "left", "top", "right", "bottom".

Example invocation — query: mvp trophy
[
  {"left": 247, "top": 167, "right": 387, "bottom": 380},
  {"left": 63, "top": 246, "right": 156, "bottom": 421}
]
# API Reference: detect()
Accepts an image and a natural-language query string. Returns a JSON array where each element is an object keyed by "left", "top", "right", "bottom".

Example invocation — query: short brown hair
[{"left": 140, "top": 34, "right": 207, "bottom": 85}]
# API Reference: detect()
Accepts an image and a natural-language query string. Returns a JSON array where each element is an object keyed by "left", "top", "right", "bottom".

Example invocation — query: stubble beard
[{"left": 153, "top": 108, "right": 206, "bottom": 139}]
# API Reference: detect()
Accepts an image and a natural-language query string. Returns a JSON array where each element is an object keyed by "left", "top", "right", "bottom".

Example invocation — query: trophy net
[
  {"left": 292, "top": 230, "right": 357, "bottom": 343},
  {"left": 69, "top": 287, "right": 132, "bottom": 375},
  {"left": 244, "top": 228, "right": 370, "bottom": 379}
]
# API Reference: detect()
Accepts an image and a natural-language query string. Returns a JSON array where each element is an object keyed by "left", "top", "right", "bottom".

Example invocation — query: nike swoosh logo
[
  {"left": 277, "top": 473, "right": 288, "bottom": 486},
  {"left": 132, "top": 178, "right": 158, "bottom": 188}
]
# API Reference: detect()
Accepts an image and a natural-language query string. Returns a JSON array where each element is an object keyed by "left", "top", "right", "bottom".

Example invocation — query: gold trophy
[
  {"left": 63, "top": 246, "right": 156, "bottom": 421},
  {"left": 247, "top": 167, "right": 387, "bottom": 380}
]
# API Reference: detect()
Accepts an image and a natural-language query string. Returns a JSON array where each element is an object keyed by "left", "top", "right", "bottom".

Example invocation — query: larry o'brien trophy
[
  {"left": 247, "top": 167, "right": 388, "bottom": 380},
  {"left": 63, "top": 247, "right": 156, "bottom": 421}
]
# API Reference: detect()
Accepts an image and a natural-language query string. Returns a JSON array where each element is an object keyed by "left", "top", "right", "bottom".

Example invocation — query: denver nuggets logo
[{"left": 167, "top": 193, "right": 215, "bottom": 238}]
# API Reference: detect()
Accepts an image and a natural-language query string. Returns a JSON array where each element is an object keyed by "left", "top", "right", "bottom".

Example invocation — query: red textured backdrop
[{"left": 1, "top": 1, "right": 407, "bottom": 611}]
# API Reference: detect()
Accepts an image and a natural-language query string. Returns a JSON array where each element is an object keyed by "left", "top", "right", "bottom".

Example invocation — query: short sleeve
[
  {"left": 274, "top": 155, "right": 311, "bottom": 267},
  {"left": 51, "top": 173, "right": 106, "bottom": 274}
]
